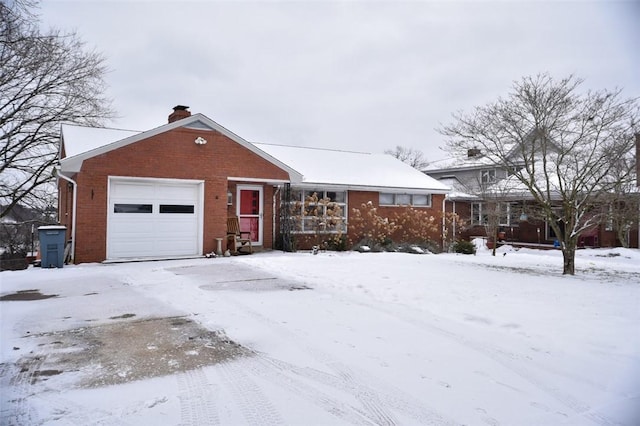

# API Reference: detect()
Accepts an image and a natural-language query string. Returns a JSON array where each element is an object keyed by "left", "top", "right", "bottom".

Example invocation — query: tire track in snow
[
  {"left": 246, "top": 355, "right": 383, "bottom": 425},
  {"left": 217, "top": 360, "right": 285, "bottom": 425},
  {"left": 260, "top": 355, "right": 453, "bottom": 426},
  {"left": 222, "top": 294, "right": 457, "bottom": 426},
  {"left": 3, "top": 353, "right": 45, "bottom": 425},
  {"left": 177, "top": 368, "right": 218, "bottom": 426},
  {"left": 260, "top": 356, "right": 396, "bottom": 425},
  {"left": 354, "top": 297, "right": 614, "bottom": 426}
]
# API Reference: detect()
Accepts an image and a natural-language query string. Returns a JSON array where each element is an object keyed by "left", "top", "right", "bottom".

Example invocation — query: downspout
[
  {"left": 273, "top": 185, "right": 281, "bottom": 249},
  {"left": 54, "top": 167, "right": 77, "bottom": 263}
]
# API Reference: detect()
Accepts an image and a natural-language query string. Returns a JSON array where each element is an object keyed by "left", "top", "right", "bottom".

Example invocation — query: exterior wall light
[
  {"left": 194, "top": 136, "right": 207, "bottom": 145},
  {"left": 227, "top": 190, "right": 233, "bottom": 205}
]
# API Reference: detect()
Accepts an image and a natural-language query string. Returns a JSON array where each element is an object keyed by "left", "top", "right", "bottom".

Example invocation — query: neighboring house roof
[
  {"left": 59, "top": 114, "right": 302, "bottom": 182},
  {"left": 254, "top": 143, "right": 450, "bottom": 194},
  {"left": 436, "top": 177, "right": 478, "bottom": 201},
  {"left": 423, "top": 153, "right": 499, "bottom": 173}
]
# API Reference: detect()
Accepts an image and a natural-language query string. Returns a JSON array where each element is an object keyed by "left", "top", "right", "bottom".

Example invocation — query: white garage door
[{"left": 107, "top": 178, "right": 203, "bottom": 260}]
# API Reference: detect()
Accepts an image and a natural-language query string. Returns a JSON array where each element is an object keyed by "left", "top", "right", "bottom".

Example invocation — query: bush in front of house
[
  {"left": 452, "top": 240, "right": 476, "bottom": 255},
  {"left": 350, "top": 202, "right": 442, "bottom": 254},
  {"left": 350, "top": 202, "right": 399, "bottom": 249}
]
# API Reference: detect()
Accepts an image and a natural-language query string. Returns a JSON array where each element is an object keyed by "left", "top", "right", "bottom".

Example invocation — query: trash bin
[{"left": 38, "top": 225, "right": 67, "bottom": 268}]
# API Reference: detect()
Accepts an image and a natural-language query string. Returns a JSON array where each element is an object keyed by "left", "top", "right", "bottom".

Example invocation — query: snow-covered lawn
[{"left": 1, "top": 246, "right": 639, "bottom": 425}]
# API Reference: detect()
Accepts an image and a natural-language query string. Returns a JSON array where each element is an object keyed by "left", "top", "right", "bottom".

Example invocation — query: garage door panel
[
  {"left": 111, "top": 182, "right": 155, "bottom": 199},
  {"left": 109, "top": 241, "right": 155, "bottom": 258},
  {"left": 158, "top": 185, "right": 198, "bottom": 201},
  {"left": 108, "top": 179, "right": 201, "bottom": 260},
  {"left": 155, "top": 218, "right": 196, "bottom": 232},
  {"left": 111, "top": 217, "right": 156, "bottom": 236}
]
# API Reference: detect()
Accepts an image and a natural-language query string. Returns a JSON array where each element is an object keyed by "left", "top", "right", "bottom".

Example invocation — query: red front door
[{"left": 237, "top": 186, "right": 262, "bottom": 244}]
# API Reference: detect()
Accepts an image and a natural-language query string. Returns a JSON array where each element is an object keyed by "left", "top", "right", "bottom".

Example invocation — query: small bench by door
[{"left": 227, "top": 217, "right": 253, "bottom": 254}]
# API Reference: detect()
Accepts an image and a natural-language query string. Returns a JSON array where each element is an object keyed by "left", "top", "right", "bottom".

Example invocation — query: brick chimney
[
  {"left": 467, "top": 148, "right": 482, "bottom": 158},
  {"left": 168, "top": 105, "right": 191, "bottom": 123}
]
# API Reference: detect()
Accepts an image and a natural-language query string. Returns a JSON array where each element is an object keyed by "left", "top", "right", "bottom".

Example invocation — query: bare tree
[
  {"left": 0, "top": 0, "right": 113, "bottom": 219},
  {"left": 441, "top": 73, "right": 639, "bottom": 275},
  {"left": 384, "top": 146, "right": 429, "bottom": 170}
]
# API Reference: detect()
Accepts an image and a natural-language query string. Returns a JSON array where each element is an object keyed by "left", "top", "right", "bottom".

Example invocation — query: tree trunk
[
  {"left": 492, "top": 227, "right": 497, "bottom": 256},
  {"left": 562, "top": 243, "right": 576, "bottom": 275}
]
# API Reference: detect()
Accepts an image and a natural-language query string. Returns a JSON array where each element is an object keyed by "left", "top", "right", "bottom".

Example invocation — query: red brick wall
[
  {"left": 68, "top": 126, "right": 289, "bottom": 263},
  {"left": 57, "top": 177, "right": 74, "bottom": 241}
]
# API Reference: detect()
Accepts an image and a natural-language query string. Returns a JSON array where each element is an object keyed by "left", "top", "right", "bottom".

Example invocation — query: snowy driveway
[{"left": 1, "top": 249, "right": 639, "bottom": 425}]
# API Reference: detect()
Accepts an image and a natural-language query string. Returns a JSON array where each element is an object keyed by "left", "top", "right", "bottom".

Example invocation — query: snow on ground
[{"left": 1, "top": 247, "right": 639, "bottom": 425}]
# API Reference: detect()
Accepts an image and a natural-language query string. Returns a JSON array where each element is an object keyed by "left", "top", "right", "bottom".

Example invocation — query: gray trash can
[{"left": 38, "top": 225, "right": 67, "bottom": 268}]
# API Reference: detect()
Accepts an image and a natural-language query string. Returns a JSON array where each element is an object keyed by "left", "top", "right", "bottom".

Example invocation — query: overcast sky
[{"left": 39, "top": 0, "right": 639, "bottom": 162}]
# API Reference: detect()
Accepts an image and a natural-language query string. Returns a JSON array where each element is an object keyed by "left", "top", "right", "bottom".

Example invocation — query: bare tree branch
[
  {"left": 0, "top": 0, "right": 114, "bottom": 218},
  {"left": 384, "top": 146, "right": 429, "bottom": 170}
]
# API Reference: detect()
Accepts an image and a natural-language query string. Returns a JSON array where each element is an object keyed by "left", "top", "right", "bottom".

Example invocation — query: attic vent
[{"left": 467, "top": 148, "right": 482, "bottom": 158}]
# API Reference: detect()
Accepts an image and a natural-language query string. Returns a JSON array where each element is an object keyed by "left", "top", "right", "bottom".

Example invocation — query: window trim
[
  {"left": 471, "top": 202, "right": 518, "bottom": 226},
  {"left": 480, "top": 169, "right": 496, "bottom": 184},
  {"left": 289, "top": 189, "right": 348, "bottom": 234},
  {"left": 379, "top": 193, "right": 432, "bottom": 207}
]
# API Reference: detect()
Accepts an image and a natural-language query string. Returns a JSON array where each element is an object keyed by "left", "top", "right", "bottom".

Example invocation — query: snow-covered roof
[
  {"left": 61, "top": 125, "right": 141, "bottom": 158},
  {"left": 436, "top": 177, "right": 478, "bottom": 200},
  {"left": 423, "top": 152, "right": 499, "bottom": 173},
  {"left": 253, "top": 143, "right": 450, "bottom": 193}
]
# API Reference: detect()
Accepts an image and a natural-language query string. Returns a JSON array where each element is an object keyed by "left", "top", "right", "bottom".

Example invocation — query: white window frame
[
  {"left": 379, "top": 193, "right": 432, "bottom": 207},
  {"left": 481, "top": 169, "right": 496, "bottom": 184},
  {"left": 289, "top": 189, "right": 348, "bottom": 234},
  {"left": 471, "top": 202, "right": 488, "bottom": 225},
  {"left": 472, "top": 202, "right": 517, "bottom": 226}
]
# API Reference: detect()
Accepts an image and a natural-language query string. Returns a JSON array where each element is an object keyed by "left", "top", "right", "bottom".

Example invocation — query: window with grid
[
  {"left": 481, "top": 169, "right": 496, "bottom": 184},
  {"left": 471, "top": 202, "right": 489, "bottom": 225},
  {"left": 289, "top": 189, "right": 347, "bottom": 233}
]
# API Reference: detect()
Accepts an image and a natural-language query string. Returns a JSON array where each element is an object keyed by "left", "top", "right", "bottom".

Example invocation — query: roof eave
[{"left": 292, "top": 182, "right": 450, "bottom": 194}]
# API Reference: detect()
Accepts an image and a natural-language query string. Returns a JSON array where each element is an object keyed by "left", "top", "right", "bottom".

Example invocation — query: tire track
[
  {"left": 352, "top": 296, "right": 614, "bottom": 426},
  {"left": 177, "top": 368, "right": 218, "bottom": 426},
  {"left": 221, "top": 294, "right": 457, "bottom": 426},
  {"left": 3, "top": 354, "right": 45, "bottom": 426},
  {"left": 261, "top": 356, "right": 396, "bottom": 425},
  {"left": 260, "top": 355, "right": 453, "bottom": 426},
  {"left": 242, "top": 356, "right": 376, "bottom": 425},
  {"left": 217, "top": 360, "right": 285, "bottom": 425}
]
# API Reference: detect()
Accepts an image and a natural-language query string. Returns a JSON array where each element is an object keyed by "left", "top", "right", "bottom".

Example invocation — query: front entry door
[{"left": 237, "top": 185, "right": 263, "bottom": 246}]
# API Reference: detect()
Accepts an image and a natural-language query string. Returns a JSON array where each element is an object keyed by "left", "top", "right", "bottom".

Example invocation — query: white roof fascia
[
  {"left": 227, "top": 177, "right": 291, "bottom": 184},
  {"left": 59, "top": 114, "right": 303, "bottom": 182},
  {"left": 291, "top": 182, "right": 449, "bottom": 195}
]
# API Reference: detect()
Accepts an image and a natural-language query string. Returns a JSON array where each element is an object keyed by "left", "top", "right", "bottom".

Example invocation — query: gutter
[
  {"left": 54, "top": 166, "right": 77, "bottom": 263},
  {"left": 442, "top": 195, "right": 447, "bottom": 251}
]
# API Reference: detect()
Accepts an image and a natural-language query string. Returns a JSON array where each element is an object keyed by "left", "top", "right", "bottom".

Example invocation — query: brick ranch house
[{"left": 57, "top": 106, "right": 450, "bottom": 263}]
